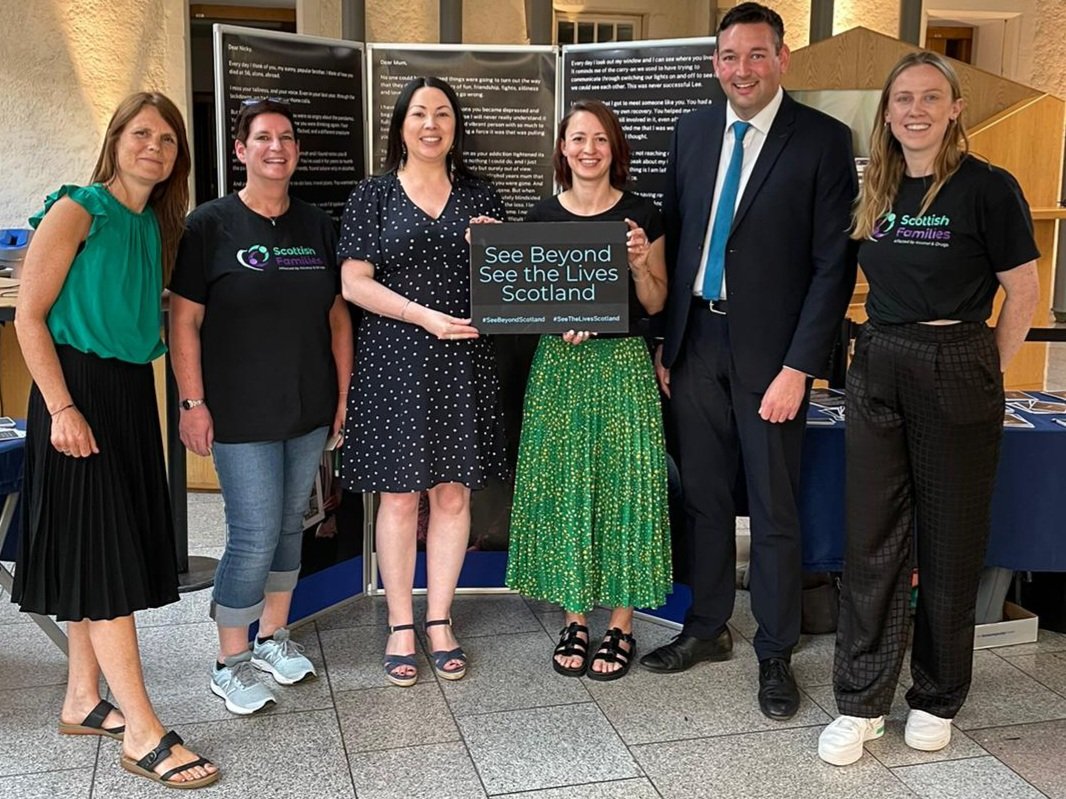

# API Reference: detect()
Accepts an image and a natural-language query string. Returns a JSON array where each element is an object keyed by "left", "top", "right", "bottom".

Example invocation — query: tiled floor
[{"left": 3, "top": 488, "right": 1066, "bottom": 798}]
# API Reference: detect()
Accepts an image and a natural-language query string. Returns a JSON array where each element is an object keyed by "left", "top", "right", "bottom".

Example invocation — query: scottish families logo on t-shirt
[
  {"left": 236, "top": 244, "right": 271, "bottom": 270},
  {"left": 870, "top": 212, "right": 897, "bottom": 240},
  {"left": 235, "top": 243, "right": 327, "bottom": 271},
  {"left": 871, "top": 211, "right": 952, "bottom": 248}
]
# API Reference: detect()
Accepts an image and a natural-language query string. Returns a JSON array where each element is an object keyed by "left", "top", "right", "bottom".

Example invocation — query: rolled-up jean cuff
[
  {"left": 211, "top": 597, "right": 266, "bottom": 627},
  {"left": 265, "top": 568, "right": 300, "bottom": 594}
]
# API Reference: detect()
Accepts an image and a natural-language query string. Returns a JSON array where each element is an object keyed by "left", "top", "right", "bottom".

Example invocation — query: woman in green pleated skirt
[{"left": 505, "top": 100, "right": 671, "bottom": 681}]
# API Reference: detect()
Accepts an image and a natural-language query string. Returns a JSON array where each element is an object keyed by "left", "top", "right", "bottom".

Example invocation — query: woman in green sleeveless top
[{"left": 11, "top": 93, "right": 219, "bottom": 789}]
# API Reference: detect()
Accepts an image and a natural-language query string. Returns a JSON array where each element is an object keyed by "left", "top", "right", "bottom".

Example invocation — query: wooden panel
[
  {"left": 0, "top": 325, "right": 31, "bottom": 416},
  {"left": 970, "top": 94, "right": 1066, "bottom": 209},
  {"left": 187, "top": 452, "right": 219, "bottom": 491},
  {"left": 997, "top": 220, "right": 1057, "bottom": 390},
  {"left": 927, "top": 26, "right": 974, "bottom": 40},
  {"left": 189, "top": 4, "right": 296, "bottom": 23},
  {"left": 0, "top": 322, "right": 219, "bottom": 489},
  {"left": 785, "top": 27, "right": 1040, "bottom": 128},
  {"left": 1031, "top": 208, "right": 1066, "bottom": 221}
]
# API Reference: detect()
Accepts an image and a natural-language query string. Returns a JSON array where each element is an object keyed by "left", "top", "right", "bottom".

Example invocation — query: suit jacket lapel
[
  {"left": 731, "top": 93, "right": 797, "bottom": 233},
  {"left": 695, "top": 103, "right": 727, "bottom": 236}
]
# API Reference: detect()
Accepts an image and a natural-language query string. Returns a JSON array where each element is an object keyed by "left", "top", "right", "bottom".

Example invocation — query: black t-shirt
[
  {"left": 170, "top": 193, "right": 340, "bottom": 443},
  {"left": 524, "top": 191, "right": 664, "bottom": 337},
  {"left": 858, "top": 155, "right": 1039, "bottom": 325}
]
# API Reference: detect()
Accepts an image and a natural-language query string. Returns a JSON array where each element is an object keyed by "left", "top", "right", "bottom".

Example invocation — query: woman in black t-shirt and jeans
[
  {"left": 818, "top": 52, "right": 1040, "bottom": 766},
  {"left": 170, "top": 100, "right": 353, "bottom": 715}
]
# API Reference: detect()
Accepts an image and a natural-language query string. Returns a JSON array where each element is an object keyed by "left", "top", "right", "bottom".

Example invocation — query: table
[
  {"left": 0, "top": 421, "right": 68, "bottom": 653},
  {"left": 800, "top": 395, "right": 1066, "bottom": 572}
]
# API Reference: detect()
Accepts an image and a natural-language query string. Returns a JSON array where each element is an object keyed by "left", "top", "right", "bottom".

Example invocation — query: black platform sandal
[
  {"left": 425, "top": 618, "right": 467, "bottom": 680},
  {"left": 552, "top": 621, "right": 590, "bottom": 677},
  {"left": 384, "top": 623, "right": 418, "bottom": 687},
  {"left": 586, "top": 627, "right": 636, "bottom": 682}
]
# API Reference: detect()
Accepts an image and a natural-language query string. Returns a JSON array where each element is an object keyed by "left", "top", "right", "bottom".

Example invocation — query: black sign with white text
[
  {"left": 562, "top": 39, "right": 723, "bottom": 207},
  {"left": 368, "top": 46, "right": 556, "bottom": 220},
  {"left": 215, "top": 25, "right": 365, "bottom": 222},
  {"left": 470, "top": 222, "right": 628, "bottom": 334}
]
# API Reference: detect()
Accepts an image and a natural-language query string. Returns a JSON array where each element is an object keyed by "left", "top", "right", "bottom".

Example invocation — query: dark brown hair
[
  {"left": 718, "top": 2, "right": 786, "bottom": 52},
  {"left": 234, "top": 98, "right": 299, "bottom": 143},
  {"left": 90, "top": 92, "right": 190, "bottom": 282},
  {"left": 553, "top": 99, "right": 630, "bottom": 191},
  {"left": 382, "top": 77, "right": 478, "bottom": 181}
]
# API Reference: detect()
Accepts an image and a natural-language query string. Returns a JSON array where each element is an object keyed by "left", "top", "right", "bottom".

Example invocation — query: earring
[{"left": 401, "top": 141, "right": 408, "bottom": 167}]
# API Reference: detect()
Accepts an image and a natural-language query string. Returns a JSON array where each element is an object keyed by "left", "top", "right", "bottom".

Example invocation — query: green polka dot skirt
[{"left": 505, "top": 335, "right": 672, "bottom": 613}]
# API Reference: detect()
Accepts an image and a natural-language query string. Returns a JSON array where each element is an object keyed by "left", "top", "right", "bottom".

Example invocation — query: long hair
[
  {"left": 852, "top": 51, "right": 968, "bottom": 240},
  {"left": 90, "top": 92, "right": 191, "bottom": 282},
  {"left": 381, "top": 77, "right": 479, "bottom": 181},
  {"left": 553, "top": 99, "right": 631, "bottom": 191}
]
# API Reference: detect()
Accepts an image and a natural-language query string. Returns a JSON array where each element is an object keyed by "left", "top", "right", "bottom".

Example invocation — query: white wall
[
  {"left": 0, "top": 0, "right": 190, "bottom": 228},
  {"left": 923, "top": 0, "right": 1066, "bottom": 97}
]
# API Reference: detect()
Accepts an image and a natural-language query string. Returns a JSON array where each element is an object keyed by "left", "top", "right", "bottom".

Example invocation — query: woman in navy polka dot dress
[{"left": 338, "top": 77, "right": 508, "bottom": 686}]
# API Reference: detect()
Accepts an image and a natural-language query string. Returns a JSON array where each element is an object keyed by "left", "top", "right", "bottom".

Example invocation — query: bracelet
[
  {"left": 50, "top": 403, "right": 74, "bottom": 418},
  {"left": 400, "top": 299, "right": 412, "bottom": 320}
]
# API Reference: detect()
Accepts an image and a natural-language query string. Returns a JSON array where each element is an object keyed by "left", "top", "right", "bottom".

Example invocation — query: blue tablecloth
[
  {"left": 800, "top": 397, "right": 1066, "bottom": 572},
  {"left": 0, "top": 420, "right": 26, "bottom": 561}
]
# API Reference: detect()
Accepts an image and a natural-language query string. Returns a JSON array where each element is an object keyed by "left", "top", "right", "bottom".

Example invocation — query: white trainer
[
  {"left": 905, "top": 709, "right": 952, "bottom": 751},
  {"left": 818, "top": 715, "right": 885, "bottom": 766}
]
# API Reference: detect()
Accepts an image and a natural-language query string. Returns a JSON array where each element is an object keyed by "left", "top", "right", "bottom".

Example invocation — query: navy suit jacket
[{"left": 661, "top": 92, "right": 858, "bottom": 392}]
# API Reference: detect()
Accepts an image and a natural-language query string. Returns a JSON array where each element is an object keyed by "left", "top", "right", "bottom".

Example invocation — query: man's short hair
[{"left": 718, "top": 3, "right": 786, "bottom": 52}]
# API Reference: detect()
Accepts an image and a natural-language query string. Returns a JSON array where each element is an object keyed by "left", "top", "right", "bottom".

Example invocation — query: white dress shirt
[{"left": 692, "top": 87, "right": 785, "bottom": 297}]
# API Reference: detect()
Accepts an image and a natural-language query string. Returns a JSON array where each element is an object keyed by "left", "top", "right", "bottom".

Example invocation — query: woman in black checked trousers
[{"left": 818, "top": 51, "right": 1041, "bottom": 767}]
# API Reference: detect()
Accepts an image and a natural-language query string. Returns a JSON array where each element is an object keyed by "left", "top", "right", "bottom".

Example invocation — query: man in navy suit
[{"left": 640, "top": 3, "right": 857, "bottom": 720}]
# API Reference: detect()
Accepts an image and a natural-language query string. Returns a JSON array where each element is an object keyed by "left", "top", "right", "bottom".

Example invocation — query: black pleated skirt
[{"left": 11, "top": 346, "right": 179, "bottom": 621}]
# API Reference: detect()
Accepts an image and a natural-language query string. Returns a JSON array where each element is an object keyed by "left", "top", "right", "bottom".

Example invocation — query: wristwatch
[{"left": 180, "top": 398, "right": 206, "bottom": 410}]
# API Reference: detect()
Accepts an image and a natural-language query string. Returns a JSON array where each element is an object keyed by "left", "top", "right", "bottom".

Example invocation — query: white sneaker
[
  {"left": 905, "top": 709, "right": 952, "bottom": 751},
  {"left": 818, "top": 715, "right": 885, "bottom": 766}
]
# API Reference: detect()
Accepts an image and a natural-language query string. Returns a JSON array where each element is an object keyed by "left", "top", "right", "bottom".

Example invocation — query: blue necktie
[{"left": 701, "top": 120, "right": 751, "bottom": 300}]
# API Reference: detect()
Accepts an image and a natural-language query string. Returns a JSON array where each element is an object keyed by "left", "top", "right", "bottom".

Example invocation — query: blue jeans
[{"left": 211, "top": 426, "right": 329, "bottom": 626}]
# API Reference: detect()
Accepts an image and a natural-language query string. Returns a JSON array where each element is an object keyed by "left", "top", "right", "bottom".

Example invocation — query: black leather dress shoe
[
  {"left": 638, "top": 629, "right": 733, "bottom": 673},
  {"left": 758, "top": 657, "right": 800, "bottom": 720}
]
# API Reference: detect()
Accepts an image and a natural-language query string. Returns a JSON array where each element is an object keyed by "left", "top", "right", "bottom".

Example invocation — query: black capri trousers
[{"left": 833, "top": 321, "right": 1003, "bottom": 719}]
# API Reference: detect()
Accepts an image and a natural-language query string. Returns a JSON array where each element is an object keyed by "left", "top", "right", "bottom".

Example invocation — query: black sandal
[
  {"left": 120, "top": 730, "right": 219, "bottom": 789},
  {"left": 384, "top": 623, "right": 419, "bottom": 687},
  {"left": 58, "top": 699, "right": 125, "bottom": 740},
  {"left": 425, "top": 618, "right": 467, "bottom": 680},
  {"left": 586, "top": 627, "right": 636, "bottom": 682},
  {"left": 552, "top": 622, "right": 590, "bottom": 677}
]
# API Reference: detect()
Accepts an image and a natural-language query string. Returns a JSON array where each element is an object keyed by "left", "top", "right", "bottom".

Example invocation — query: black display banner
[
  {"left": 470, "top": 222, "right": 628, "bottom": 334},
  {"left": 561, "top": 39, "right": 724, "bottom": 206},
  {"left": 215, "top": 25, "right": 366, "bottom": 222},
  {"left": 368, "top": 45, "right": 556, "bottom": 220}
]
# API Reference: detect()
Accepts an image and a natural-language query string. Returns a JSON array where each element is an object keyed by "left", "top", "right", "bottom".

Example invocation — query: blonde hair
[
  {"left": 90, "top": 92, "right": 191, "bottom": 283},
  {"left": 852, "top": 51, "right": 968, "bottom": 240}
]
